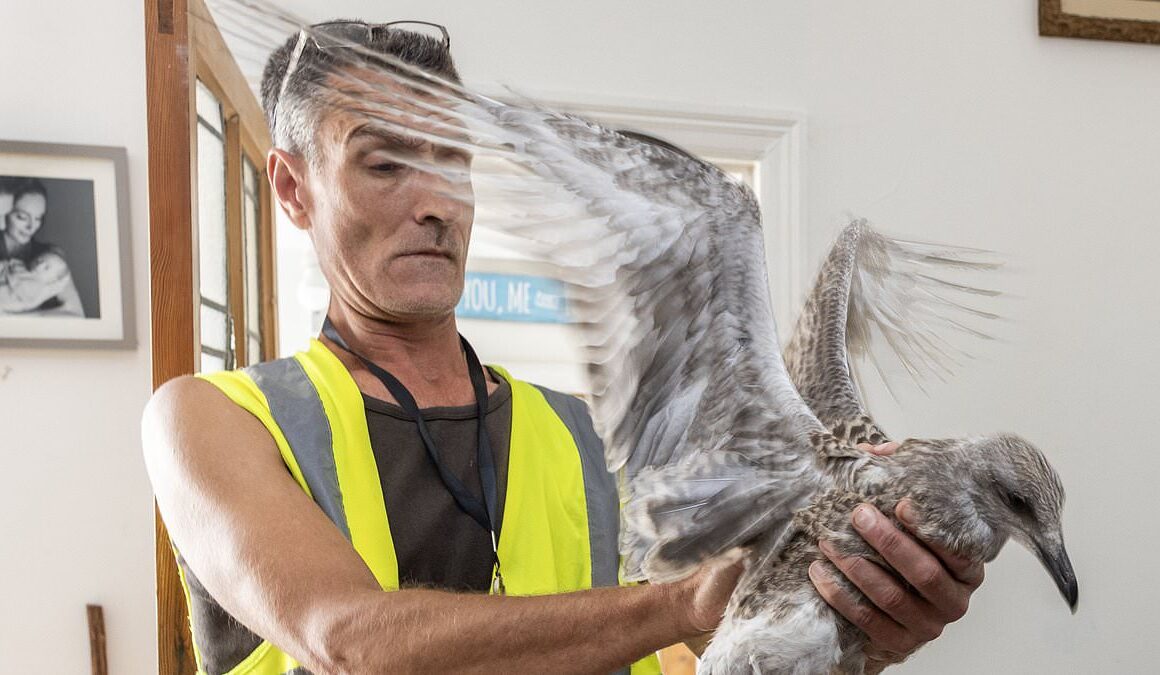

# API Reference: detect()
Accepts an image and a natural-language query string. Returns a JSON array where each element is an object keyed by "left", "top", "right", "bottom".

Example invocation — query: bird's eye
[{"left": 1004, "top": 492, "right": 1034, "bottom": 518}]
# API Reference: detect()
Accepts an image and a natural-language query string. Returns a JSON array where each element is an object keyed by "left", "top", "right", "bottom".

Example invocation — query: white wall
[
  {"left": 0, "top": 1, "right": 155, "bottom": 673},
  {"left": 273, "top": 0, "right": 1155, "bottom": 671},
  {"left": 793, "top": 5, "right": 1160, "bottom": 673}
]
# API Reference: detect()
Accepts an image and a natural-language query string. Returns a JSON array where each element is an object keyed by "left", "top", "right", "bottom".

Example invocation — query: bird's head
[{"left": 963, "top": 433, "right": 1077, "bottom": 613}]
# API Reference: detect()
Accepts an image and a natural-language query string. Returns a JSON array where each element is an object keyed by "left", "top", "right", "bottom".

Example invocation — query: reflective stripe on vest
[{"left": 183, "top": 338, "right": 660, "bottom": 675}]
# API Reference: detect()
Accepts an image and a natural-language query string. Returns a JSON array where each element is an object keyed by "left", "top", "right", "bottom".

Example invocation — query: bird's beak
[{"left": 1033, "top": 535, "right": 1078, "bottom": 613}]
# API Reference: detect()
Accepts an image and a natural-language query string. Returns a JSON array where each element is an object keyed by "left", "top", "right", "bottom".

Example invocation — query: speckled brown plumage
[{"left": 701, "top": 434, "right": 1073, "bottom": 675}]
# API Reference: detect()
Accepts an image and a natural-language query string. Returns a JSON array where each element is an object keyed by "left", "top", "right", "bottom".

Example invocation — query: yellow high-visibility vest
[{"left": 175, "top": 338, "right": 662, "bottom": 674}]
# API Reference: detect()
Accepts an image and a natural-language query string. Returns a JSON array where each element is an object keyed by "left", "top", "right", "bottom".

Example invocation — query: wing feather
[{"left": 784, "top": 219, "right": 1000, "bottom": 442}]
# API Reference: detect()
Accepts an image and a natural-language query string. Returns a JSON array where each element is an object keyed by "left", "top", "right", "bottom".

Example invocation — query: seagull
[
  {"left": 695, "top": 222, "right": 1077, "bottom": 674},
  {"left": 211, "top": 4, "right": 1077, "bottom": 672}
]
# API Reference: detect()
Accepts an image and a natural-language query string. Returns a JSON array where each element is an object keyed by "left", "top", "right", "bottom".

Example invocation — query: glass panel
[
  {"left": 248, "top": 334, "right": 261, "bottom": 364},
  {"left": 200, "top": 350, "right": 226, "bottom": 374},
  {"left": 200, "top": 303, "right": 228, "bottom": 352},
  {"left": 706, "top": 158, "right": 756, "bottom": 190},
  {"left": 196, "top": 84, "right": 228, "bottom": 308},
  {"left": 243, "top": 157, "right": 258, "bottom": 198},
  {"left": 243, "top": 157, "right": 263, "bottom": 363},
  {"left": 195, "top": 81, "right": 223, "bottom": 133}
]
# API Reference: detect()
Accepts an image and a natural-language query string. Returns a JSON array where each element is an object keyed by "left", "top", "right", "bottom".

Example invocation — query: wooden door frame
[
  {"left": 145, "top": 0, "right": 276, "bottom": 670},
  {"left": 145, "top": 0, "right": 197, "bottom": 670}
]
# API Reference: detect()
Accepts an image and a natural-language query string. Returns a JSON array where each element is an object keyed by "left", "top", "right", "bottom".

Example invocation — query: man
[{"left": 142, "top": 21, "right": 981, "bottom": 674}]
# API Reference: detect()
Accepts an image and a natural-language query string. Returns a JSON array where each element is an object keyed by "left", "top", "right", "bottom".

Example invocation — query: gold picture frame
[{"left": 1040, "top": 0, "right": 1160, "bottom": 44}]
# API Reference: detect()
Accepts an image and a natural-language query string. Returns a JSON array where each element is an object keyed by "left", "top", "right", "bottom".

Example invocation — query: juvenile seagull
[
  {"left": 695, "top": 223, "right": 1077, "bottom": 674},
  {"left": 210, "top": 4, "right": 1076, "bottom": 672}
]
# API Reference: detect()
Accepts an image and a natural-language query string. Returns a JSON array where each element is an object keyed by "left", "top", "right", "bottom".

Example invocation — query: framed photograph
[
  {"left": 0, "top": 140, "right": 134, "bottom": 348},
  {"left": 1040, "top": 0, "right": 1160, "bottom": 44}
]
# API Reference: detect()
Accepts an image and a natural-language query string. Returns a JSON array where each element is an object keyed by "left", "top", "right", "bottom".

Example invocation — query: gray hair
[{"left": 259, "top": 21, "right": 461, "bottom": 163}]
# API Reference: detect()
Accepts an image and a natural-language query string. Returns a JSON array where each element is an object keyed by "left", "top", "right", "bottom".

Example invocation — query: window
[
  {"left": 192, "top": 34, "right": 276, "bottom": 372},
  {"left": 195, "top": 81, "right": 231, "bottom": 371}
]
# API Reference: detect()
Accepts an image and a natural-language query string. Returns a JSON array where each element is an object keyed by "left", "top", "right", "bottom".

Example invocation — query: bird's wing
[
  {"left": 207, "top": 0, "right": 828, "bottom": 581},
  {"left": 783, "top": 219, "right": 1000, "bottom": 444},
  {"left": 452, "top": 104, "right": 824, "bottom": 581}
]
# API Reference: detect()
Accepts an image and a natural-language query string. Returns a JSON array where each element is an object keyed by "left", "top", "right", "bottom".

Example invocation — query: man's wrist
[{"left": 658, "top": 575, "right": 707, "bottom": 641}]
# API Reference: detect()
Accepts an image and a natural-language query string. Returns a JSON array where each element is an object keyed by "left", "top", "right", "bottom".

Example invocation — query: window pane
[
  {"left": 248, "top": 334, "right": 261, "bottom": 364},
  {"left": 200, "top": 303, "right": 228, "bottom": 353},
  {"left": 706, "top": 158, "right": 756, "bottom": 190},
  {"left": 196, "top": 81, "right": 223, "bottom": 133},
  {"left": 243, "top": 157, "right": 258, "bottom": 197},
  {"left": 243, "top": 157, "right": 263, "bottom": 363},
  {"left": 196, "top": 83, "right": 228, "bottom": 308},
  {"left": 200, "top": 350, "right": 226, "bottom": 374}
]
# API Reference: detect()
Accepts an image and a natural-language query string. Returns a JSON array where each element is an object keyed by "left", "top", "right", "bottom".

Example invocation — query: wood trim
[
  {"left": 259, "top": 172, "right": 279, "bottom": 360},
  {"left": 190, "top": 0, "right": 272, "bottom": 150},
  {"left": 145, "top": 0, "right": 197, "bottom": 396},
  {"left": 224, "top": 113, "right": 246, "bottom": 366},
  {"left": 145, "top": 0, "right": 199, "bottom": 671},
  {"left": 86, "top": 604, "right": 109, "bottom": 675},
  {"left": 1040, "top": 0, "right": 1160, "bottom": 44}
]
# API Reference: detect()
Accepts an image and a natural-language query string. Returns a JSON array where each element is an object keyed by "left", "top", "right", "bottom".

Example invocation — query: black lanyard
[{"left": 321, "top": 316, "right": 505, "bottom": 593}]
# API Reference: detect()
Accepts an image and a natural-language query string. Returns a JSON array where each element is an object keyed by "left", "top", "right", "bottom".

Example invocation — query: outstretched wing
[
  {"left": 206, "top": 0, "right": 827, "bottom": 581},
  {"left": 457, "top": 102, "right": 824, "bottom": 580},
  {"left": 783, "top": 219, "right": 1000, "bottom": 445}
]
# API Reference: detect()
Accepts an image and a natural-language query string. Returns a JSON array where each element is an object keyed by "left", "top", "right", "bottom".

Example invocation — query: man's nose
[{"left": 411, "top": 168, "right": 469, "bottom": 225}]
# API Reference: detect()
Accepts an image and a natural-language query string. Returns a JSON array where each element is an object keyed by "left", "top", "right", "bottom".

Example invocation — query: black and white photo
[{"left": 0, "top": 141, "right": 133, "bottom": 347}]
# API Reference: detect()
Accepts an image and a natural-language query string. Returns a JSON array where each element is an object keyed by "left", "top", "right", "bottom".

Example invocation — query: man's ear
[{"left": 268, "top": 148, "right": 312, "bottom": 231}]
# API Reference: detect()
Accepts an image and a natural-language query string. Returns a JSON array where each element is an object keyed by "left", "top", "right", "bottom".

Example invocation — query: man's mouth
[{"left": 398, "top": 249, "right": 454, "bottom": 260}]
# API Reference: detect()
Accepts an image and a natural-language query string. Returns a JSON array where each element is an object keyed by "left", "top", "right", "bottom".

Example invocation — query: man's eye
[{"left": 371, "top": 162, "right": 402, "bottom": 173}]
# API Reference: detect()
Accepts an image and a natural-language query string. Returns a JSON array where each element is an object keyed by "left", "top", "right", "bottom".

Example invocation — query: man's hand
[
  {"left": 672, "top": 548, "right": 748, "bottom": 654},
  {"left": 809, "top": 441, "right": 985, "bottom": 673}
]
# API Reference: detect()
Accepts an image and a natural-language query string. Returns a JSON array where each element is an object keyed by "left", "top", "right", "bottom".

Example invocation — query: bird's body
[
  {"left": 702, "top": 434, "right": 1068, "bottom": 674},
  {"left": 688, "top": 222, "right": 1074, "bottom": 674}
]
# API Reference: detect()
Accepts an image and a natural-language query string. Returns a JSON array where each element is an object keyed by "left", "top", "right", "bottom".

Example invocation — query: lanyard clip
[{"left": 490, "top": 531, "right": 505, "bottom": 595}]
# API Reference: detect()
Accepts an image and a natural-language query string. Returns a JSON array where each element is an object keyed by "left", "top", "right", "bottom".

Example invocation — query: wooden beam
[
  {"left": 224, "top": 113, "right": 246, "bottom": 366},
  {"left": 86, "top": 604, "right": 108, "bottom": 675},
  {"left": 190, "top": 0, "right": 272, "bottom": 150},
  {"left": 259, "top": 170, "right": 279, "bottom": 360},
  {"left": 144, "top": 0, "right": 198, "bottom": 671}
]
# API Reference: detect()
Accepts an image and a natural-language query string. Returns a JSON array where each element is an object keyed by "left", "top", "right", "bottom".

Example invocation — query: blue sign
[{"left": 456, "top": 272, "right": 569, "bottom": 323}]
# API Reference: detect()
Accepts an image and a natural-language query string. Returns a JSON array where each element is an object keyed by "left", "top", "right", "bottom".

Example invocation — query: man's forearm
[{"left": 307, "top": 582, "right": 696, "bottom": 674}]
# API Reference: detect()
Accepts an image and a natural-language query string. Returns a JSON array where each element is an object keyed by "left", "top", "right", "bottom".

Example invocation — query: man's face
[{"left": 301, "top": 97, "right": 475, "bottom": 322}]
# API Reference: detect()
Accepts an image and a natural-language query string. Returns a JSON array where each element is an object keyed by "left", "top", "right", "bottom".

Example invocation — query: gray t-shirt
[{"left": 363, "top": 368, "right": 512, "bottom": 592}]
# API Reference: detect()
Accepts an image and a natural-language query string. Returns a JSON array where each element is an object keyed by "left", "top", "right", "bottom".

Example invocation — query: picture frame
[
  {"left": 1040, "top": 0, "right": 1160, "bottom": 44},
  {"left": 0, "top": 140, "right": 135, "bottom": 348}
]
